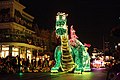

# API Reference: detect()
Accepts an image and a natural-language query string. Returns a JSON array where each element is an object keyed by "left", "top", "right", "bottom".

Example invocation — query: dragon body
[{"left": 51, "top": 12, "right": 91, "bottom": 73}]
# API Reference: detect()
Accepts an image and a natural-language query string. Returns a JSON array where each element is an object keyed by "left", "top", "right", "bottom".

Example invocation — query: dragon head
[{"left": 55, "top": 12, "right": 68, "bottom": 36}]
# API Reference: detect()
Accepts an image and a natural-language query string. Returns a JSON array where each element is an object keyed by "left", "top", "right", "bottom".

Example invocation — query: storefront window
[
  {"left": 12, "top": 52, "right": 18, "bottom": 57},
  {"left": 0, "top": 51, "right": 9, "bottom": 58},
  {"left": 12, "top": 47, "right": 19, "bottom": 57},
  {"left": 0, "top": 45, "right": 9, "bottom": 58},
  {"left": 27, "top": 49, "right": 31, "bottom": 63}
]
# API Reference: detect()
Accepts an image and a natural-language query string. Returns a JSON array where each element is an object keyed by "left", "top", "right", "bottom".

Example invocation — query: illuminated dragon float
[{"left": 51, "top": 12, "right": 91, "bottom": 73}]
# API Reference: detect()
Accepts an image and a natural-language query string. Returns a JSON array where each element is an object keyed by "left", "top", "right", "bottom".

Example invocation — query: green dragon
[{"left": 51, "top": 12, "right": 91, "bottom": 73}]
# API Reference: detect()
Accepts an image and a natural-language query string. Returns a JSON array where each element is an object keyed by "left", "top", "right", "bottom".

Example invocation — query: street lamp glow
[
  {"left": 118, "top": 43, "right": 120, "bottom": 46},
  {"left": 115, "top": 45, "right": 117, "bottom": 49}
]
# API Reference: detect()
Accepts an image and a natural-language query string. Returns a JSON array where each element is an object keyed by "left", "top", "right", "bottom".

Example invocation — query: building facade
[{"left": 0, "top": 0, "right": 44, "bottom": 62}]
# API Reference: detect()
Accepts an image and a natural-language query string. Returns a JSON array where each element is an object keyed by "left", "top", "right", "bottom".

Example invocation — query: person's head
[{"left": 109, "top": 73, "right": 115, "bottom": 78}]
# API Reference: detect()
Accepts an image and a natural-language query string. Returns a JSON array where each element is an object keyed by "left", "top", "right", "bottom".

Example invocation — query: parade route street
[{"left": 0, "top": 68, "right": 107, "bottom": 80}]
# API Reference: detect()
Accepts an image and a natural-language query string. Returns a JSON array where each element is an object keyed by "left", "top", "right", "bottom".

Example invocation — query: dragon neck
[{"left": 61, "top": 35, "right": 69, "bottom": 51}]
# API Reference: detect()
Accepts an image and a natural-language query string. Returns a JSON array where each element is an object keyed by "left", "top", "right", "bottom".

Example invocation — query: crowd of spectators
[
  {"left": 0, "top": 55, "right": 55, "bottom": 74},
  {"left": 0, "top": 56, "right": 19, "bottom": 74}
]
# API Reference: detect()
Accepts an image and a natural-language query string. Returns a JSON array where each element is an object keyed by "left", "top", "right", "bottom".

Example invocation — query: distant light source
[
  {"left": 115, "top": 45, "right": 117, "bottom": 49},
  {"left": 119, "top": 17, "right": 120, "bottom": 19},
  {"left": 118, "top": 43, "right": 120, "bottom": 46},
  {"left": 19, "top": 72, "right": 23, "bottom": 76}
]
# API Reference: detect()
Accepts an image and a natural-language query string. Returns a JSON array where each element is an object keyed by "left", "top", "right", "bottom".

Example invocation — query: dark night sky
[{"left": 20, "top": 0, "right": 120, "bottom": 49}]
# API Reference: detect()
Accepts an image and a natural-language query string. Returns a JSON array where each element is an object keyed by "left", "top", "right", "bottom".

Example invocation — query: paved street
[{"left": 0, "top": 68, "right": 107, "bottom": 80}]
